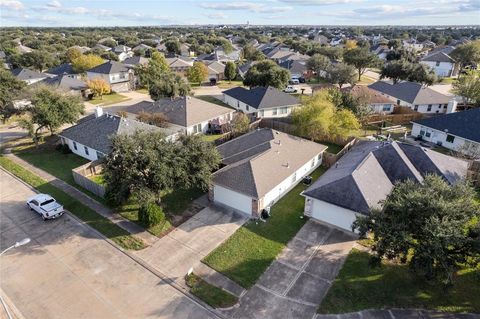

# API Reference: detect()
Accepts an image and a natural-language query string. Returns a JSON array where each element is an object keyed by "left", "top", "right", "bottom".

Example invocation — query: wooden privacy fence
[
  {"left": 467, "top": 161, "right": 480, "bottom": 187},
  {"left": 322, "top": 137, "right": 359, "bottom": 168},
  {"left": 368, "top": 106, "right": 423, "bottom": 125},
  {"left": 72, "top": 160, "right": 106, "bottom": 198},
  {"left": 214, "top": 118, "right": 262, "bottom": 145}
]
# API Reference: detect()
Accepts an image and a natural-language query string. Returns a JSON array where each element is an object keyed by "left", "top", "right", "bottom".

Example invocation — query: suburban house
[
  {"left": 92, "top": 43, "right": 111, "bottom": 52},
  {"left": 302, "top": 140, "right": 468, "bottom": 231},
  {"left": 112, "top": 45, "right": 133, "bottom": 62},
  {"left": 369, "top": 80, "right": 456, "bottom": 114},
  {"left": 165, "top": 57, "right": 193, "bottom": 73},
  {"left": 86, "top": 61, "right": 133, "bottom": 92},
  {"left": 125, "top": 96, "right": 235, "bottom": 134},
  {"left": 342, "top": 85, "right": 395, "bottom": 114},
  {"left": 59, "top": 107, "right": 159, "bottom": 161},
  {"left": 278, "top": 60, "right": 309, "bottom": 80},
  {"left": 123, "top": 56, "right": 150, "bottom": 68},
  {"left": 211, "top": 128, "right": 327, "bottom": 216},
  {"left": 411, "top": 108, "right": 480, "bottom": 153},
  {"left": 222, "top": 86, "right": 300, "bottom": 118},
  {"left": 204, "top": 61, "right": 226, "bottom": 83},
  {"left": 10, "top": 68, "right": 50, "bottom": 85},
  {"left": 41, "top": 75, "right": 88, "bottom": 97},
  {"left": 47, "top": 63, "right": 79, "bottom": 79},
  {"left": 420, "top": 52, "right": 459, "bottom": 77}
]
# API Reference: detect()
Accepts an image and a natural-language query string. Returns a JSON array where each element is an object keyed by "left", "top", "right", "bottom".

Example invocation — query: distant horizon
[
  {"left": 1, "top": 0, "right": 479, "bottom": 27},
  {"left": 1, "top": 24, "right": 480, "bottom": 28}
]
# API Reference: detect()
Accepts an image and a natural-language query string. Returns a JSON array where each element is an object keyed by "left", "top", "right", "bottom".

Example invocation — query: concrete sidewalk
[
  {"left": 135, "top": 206, "right": 247, "bottom": 286},
  {"left": 4, "top": 152, "right": 158, "bottom": 246}
]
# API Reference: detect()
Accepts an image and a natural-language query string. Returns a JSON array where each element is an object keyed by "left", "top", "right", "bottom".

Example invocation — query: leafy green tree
[
  {"left": 380, "top": 59, "right": 412, "bottom": 84},
  {"left": 243, "top": 60, "right": 290, "bottom": 89},
  {"left": 307, "top": 54, "right": 332, "bottom": 82},
  {"left": 354, "top": 175, "right": 480, "bottom": 284},
  {"left": 308, "top": 46, "right": 343, "bottom": 60},
  {"left": 25, "top": 85, "right": 85, "bottom": 145},
  {"left": 329, "top": 88, "right": 373, "bottom": 127},
  {"left": 452, "top": 71, "right": 480, "bottom": 107},
  {"left": 231, "top": 113, "right": 250, "bottom": 136},
  {"left": 387, "top": 39, "right": 402, "bottom": 50},
  {"left": 292, "top": 89, "right": 359, "bottom": 141},
  {"left": 223, "top": 61, "right": 236, "bottom": 83},
  {"left": 104, "top": 131, "right": 220, "bottom": 205},
  {"left": 386, "top": 48, "right": 416, "bottom": 62},
  {"left": 186, "top": 62, "right": 209, "bottom": 84},
  {"left": 65, "top": 47, "right": 82, "bottom": 63},
  {"left": 241, "top": 44, "right": 265, "bottom": 61},
  {"left": 343, "top": 47, "right": 380, "bottom": 81},
  {"left": 451, "top": 40, "right": 480, "bottom": 68},
  {"left": 100, "top": 51, "right": 119, "bottom": 61},
  {"left": 72, "top": 54, "right": 104, "bottom": 73},
  {"left": 327, "top": 63, "right": 357, "bottom": 89},
  {"left": 408, "top": 63, "right": 437, "bottom": 86},
  {"left": 0, "top": 69, "right": 26, "bottom": 123},
  {"left": 18, "top": 50, "right": 57, "bottom": 72},
  {"left": 165, "top": 39, "right": 181, "bottom": 55},
  {"left": 149, "top": 73, "right": 191, "bottom": 100},
  {"left": 136, "top": 51, "right": 170, "bottom": 89}
]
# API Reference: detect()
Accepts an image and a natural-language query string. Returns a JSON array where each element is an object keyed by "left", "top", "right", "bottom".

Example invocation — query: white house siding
[
  {"left": 222, "top": 94, "right": 295, "bottom": 118},
  {"left": 262, "top": 155, "right": 321, "bottom": 209},
  {"left": 305, "top": 197, "right": 360, "bottom": 232},
  {"left": 61, "top": 137, "right": 99, "bottom": 161},
  {"left": 411, "top": 123, "right": 477, "bottom": 152},
  {"left": 420, "top": 61, "right": 456, "bottom": 77},
  {"left": 213, "top": 185, "right": 252, "bottom": 215},
  {"left": 376, "top": 92, "right": 453, "bottom": 114},
  {"left": 86, "top": 72, "right": 131, "bottom": 92},
  {"left": 371, "top": 103, "right": 394, "bottom": 114}
]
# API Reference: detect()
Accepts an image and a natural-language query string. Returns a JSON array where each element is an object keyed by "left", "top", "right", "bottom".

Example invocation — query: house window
[
  {"left": 427, "top": 104, "right": 432, "bottom": 111},
  {"left": 237, "top": 101, "right": 240, "bottom": 108},
  {"left": 73, "top": 141, "right": 78, "bottom": 150},
  {"left": 259, "top": 110, "right": 264, "bottom": 117},
  {"left": 119, "top": 72, "right": 126, "bottom": 79},
  {"left": 96, "top": 151, "right": 104, "bottom": 159},
  {"left": 193, "top": 123, "right": 202, "bottom": 134},
  {"left": 414, "top": 105, "right": 419, "bottom": 111},
  {"left": 446, "top": 134, "right": 455, "bottom": 143},
  {"left": 246, "top": 105, "right": 249, "bottom": 111},
  {"left": 280, "top": 107, "right": 288, "bottom": 114},
  {"left": 84, "top": 146, "right": 89, "bottom": 155},
  {"left": 272, "top": 108, "right": 278, "bottom": 116},
  {"left": 382, "top": 104, "right": 391, "bottom": 111},
  {"left": 419, "top": 129, "right": 425, "bottom": 136},
  {"left": 317, "top": 153, "right": 323, "bottom": 162},
  {"left": 436, "top": 61, "right": 440, "bottom": 66},
  {"left": 425, "top": 132, "right": 431, "bottom": 138},
  {"left": 396, "top": 99, "right": 400, "bottom": 105},
  {"left": 443, "top": 104, "right": 448, "bottom": 108}
]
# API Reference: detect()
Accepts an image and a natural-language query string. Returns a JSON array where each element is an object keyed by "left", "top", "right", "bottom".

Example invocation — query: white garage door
[
  {"left": 214, "top": 185, "right": 252, "bottom": 215},
  {"left": 310, "top": 199, "right": 358, "bottom": 232}
]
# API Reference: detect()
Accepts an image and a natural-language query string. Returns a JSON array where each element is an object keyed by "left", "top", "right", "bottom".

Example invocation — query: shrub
[
  {"left": 55, "top": 143, "right": 72, "bottom": 154},
  {"left": 138, "top": 202, "right": 165, "bottom": 227}
]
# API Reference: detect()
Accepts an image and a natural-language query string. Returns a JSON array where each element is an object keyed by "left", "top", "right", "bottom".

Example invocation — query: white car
[
  {"left": 283, "top": 85, "right": 298, "bottom": 93},
  {"left": 27, "top": 194, "right": 64, "bottom": 221}
]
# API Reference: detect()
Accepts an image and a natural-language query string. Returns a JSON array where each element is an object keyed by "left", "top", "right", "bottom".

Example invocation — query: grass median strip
[
  {"left": 203, "top": 167, "right": 326, "bottom": 288},
  {"left": 0, "top": 156, "right": 145, "bottom": 250},
  {"left": 319, "top": 249, "right": 480, "bottom": 314},
  {"left": 185, "top": 273, "right": 238, "bottom": 309}
]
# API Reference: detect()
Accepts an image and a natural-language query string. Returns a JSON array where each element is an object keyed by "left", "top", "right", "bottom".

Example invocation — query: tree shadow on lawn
[{"left": 319, "top": 249, "right": 480, "bottom": 314}]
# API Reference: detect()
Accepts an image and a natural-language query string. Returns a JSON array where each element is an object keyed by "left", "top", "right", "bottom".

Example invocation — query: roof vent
[{"left": 283, "top": 162, "right": 289, "bottom": 168}]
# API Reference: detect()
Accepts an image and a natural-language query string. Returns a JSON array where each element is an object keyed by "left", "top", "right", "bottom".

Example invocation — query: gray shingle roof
[
  {"left": 213, "top": 129, "right": 327, "bottom": 198},
  {"left": 47, "top": 63, "right": 76, "bottom": 75},
  {"left": 11, "top": 68, "right": 49, "bottom": 81},
  {"left": 41, "top": 75, "right": 87, "bottom": 91},
  {"left": 59, "top": 113, "right": 159, "bottom": 154},
  {"left": 421, "top": 52, "right": 455, "bottom": 63},
  {"left": 122, "top": 56, "right": 149, "bottom": 66},
  {"left": 87, "top": 61, "right": 126, "bottom": 74},
  {"left": 368, "top": 81, "right": 451, "bottom": 105},
  {"left": 412, "top": 108, "right": 480, "bottom": 143},
  {"left": 125, "top": 97, "right": 233, "bottom": 128},
  {"left": 303, "top": 141, "right": 468, "bottom": 215},
  {"left": 222, "top": 86, "right": 300, "bottom": 110}
]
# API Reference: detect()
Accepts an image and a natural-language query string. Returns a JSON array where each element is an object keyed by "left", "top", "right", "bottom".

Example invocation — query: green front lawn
[
  {"left": 201, "top": 134, "right": 224, "bottom": 143},
  {"left": 89, "top": 93, "right": 130, "bottom": 106},
  {"left": 320, "top": 141, "right": 344, "bottom": 154},
  {"left": 185, "top": 273, "right": 238, "bottom": 309},
  {"left": 320, "top": 249, "right": 480, "bottom": 314},
  {"left": 0, "top": 156, "right": 145, "bottom": 250},
  {"left": 217, "top": 80, "right": 244, "bottom": 89},
  {"left": 203, "top": 167, "right": 326, "bottom": 288},
  {"left": 12, "top": 138, "right": 108, "bottom": 205}
]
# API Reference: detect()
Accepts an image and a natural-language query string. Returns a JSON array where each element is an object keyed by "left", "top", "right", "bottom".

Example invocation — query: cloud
[
  {"left": 200, "top": 2, "right": 292, "bottom": 13},
  {"left": 204, "top": 12, "right": 228, "bottom": 19},
  {"left": 0, "top": 0, "right": 24, "bottom": 10},
  {"left": 46, "top": 0, "right": 61, "bottom": 8}
]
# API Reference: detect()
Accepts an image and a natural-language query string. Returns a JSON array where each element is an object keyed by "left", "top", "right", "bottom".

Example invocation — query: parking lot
[{"left": 0, "top": 169, "right": 218, "bottom": 319}]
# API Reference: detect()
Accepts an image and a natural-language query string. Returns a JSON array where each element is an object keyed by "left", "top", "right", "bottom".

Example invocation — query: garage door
[
  {"left": 310, "top": 199, "right": 358, "bottom": 232},
  {"left": 214, "top": 185, "right": 252, "bottom": 215}
]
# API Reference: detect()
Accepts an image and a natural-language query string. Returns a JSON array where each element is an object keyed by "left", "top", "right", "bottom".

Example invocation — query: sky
[{"left": 0, "top": 0, "right": 479, "bottom": 27}]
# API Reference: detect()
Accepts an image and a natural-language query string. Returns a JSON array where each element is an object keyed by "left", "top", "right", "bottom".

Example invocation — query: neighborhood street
[{"left": 0, "top": 169, "right": 219, "bottom": 319}]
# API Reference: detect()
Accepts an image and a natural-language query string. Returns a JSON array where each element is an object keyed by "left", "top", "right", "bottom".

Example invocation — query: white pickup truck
[
  {"left": 283, "top": 85, "right": 298, "bottom": 93},
  {"left": 27, "top": 194, "right": 64, "bottom": 221}
]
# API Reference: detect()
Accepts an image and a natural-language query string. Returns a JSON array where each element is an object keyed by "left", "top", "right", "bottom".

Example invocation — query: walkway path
[{"left": 3, "top": 152, "right": 158, "bottom": 246}]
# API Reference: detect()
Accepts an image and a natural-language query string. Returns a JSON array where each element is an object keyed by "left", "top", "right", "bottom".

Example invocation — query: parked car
[
  {"left": 27, "top": 194, "right": 64, "bottom": 221},
  {"left": 283, "top": 85, "right": 298, "bottom": 93},
  {"left": 289, "top": 78, "right": 300, "bottom": 85}
]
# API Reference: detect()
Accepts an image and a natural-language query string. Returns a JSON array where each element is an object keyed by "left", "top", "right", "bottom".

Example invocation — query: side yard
[
  {"left": 319, "top": 249, "right": 480, "bottom": 314},
  {"left": 203, "top": 166, "right": 327, "bottom": 288}
]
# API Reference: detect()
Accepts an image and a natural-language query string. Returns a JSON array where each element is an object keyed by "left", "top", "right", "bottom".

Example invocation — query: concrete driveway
[
  {"left": 136, "top": 206, "right": 247, "bottom": 284},
  {"left": 229, "top": 220, "right": 356, "bottom": 319},
  {"left": 0, "top": 169, "right": 218, "bottom": 319}
]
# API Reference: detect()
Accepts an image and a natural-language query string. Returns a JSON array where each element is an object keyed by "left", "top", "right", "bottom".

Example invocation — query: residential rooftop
[{"left": 222, "top": 86, "right": 300, "bottom": 110}]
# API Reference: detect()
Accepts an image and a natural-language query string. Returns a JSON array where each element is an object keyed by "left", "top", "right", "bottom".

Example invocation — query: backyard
[
  {"left": 203, "top": 166, "right": 327, "bottom": 288},
  {"left": 195, "top": 95, "right": 232, "bottom": 108},
  {"left": 319, "top": 249, "right": 480, "bottom": 314}
]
